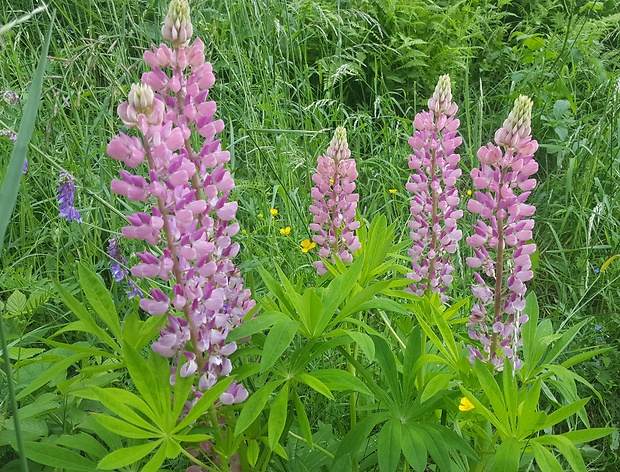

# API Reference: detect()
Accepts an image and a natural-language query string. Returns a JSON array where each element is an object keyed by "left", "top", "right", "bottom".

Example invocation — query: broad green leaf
[
  {"left": 331, "top": 454, "right": 353, "bottom": 472},
  {"left": 403, "top": 327, "right": 423, "bottom": 396},
  {"left": 257, "top": 265, "right": 296, "bottom": 317},
  {"left": 297, "top": 373, "right": 334, "bottom": 399},
  {"left": 172, "top": 365, "right": 195, "bottom": 420},
  {"left": 23, "top": 442, "right": 96, "bottom": 471},
  {"left": 402, "top": 425, "right": 427, "bottom": 472},
  {"left": 416, "top": 424, "right": 451, "bottom": 472},
  {"left": 276, "top": 265, "right": 305, "bottom": 317},
  {"left": 317, "top": 255, "right": 364, "bottom": 335},
  {"left": 91, "top": 414, "right": 156, "bottom": 439},
  {"left": 141, "top": 443, "right": 167, "bottom": 472},
  {"left": 309, "top": 369, "right": 372, "bottom": 395},
  {"left": 174, "top": 376, "right": 234, "bottom": 432},
  {"left": 227, "top": 311, "right": 286, "bottom": 341},
  {"left": 378, "top": 420, "right": 401, "bottom": 472},
  {"left": 530, "top": 442, "right": 564, "bottom": 472},
  {"left": 122, "top": 342, "right": 162, "bottom": 416},
  {"left": 333, "top": 413, "right": 388, "bottom": 465},
  {"left": 301, "top": 287, "right": 324, "bottom": 338},
  {"left": 78, "top": 264, "right": 122, "bottom": 339},
  {"left": 260, "top": 319, "right": 300, "bottom": 372},
  {"left": 55, "top": 432, "right": 109, "bottom": 459},
  {"left": 16, "top": 352, "right": 87, "bottom": 400},
  {"left": 292, "top": 389, "right": 313, "bottom": 446},
  {"left": 85, "top": 387, "right": 158, "bottom": 433},
  {"left": 171, "top": 433, "right": 211, "bottom": 443},
  {"left": 474, "top": 359, "right": 509, "bottom": 433},
  {"left": 268, "top": 383, "right": 289, "bottom": 450},
  {"left": 98, "top": 440, "right": 161, "bottom": 469},
  {"left": 346, "top": 330, "right": 375, "bottom": 361},
  {"left": 235, "top": 379, "right": 285, "bottom": 436},
  {"left": 5, "top": 290, "right": 26, "bottom": 315},
  {"left": 502, "top": 363, "right": 518, "bottom": 432},
  {"left": 538, "top": 398, "right": 590, "bottom": 431},
  {"left": 332, "top": 281, "right": 394, "bottom": 325},
  {"left": 494, "top": 437, "right": 519, "bottom": 472},
  {"left": 533, "top": 435, "right": 586, "bottom": 472},
  {"left": 373, "top": 336, "right": 401, "bottom": 404},
  {"left": 521, "top": 292, "right": 539, "bottom": 368},
  {"left": 561, "top": 347, "right": 611, "bottom": 369},
  {"left": 420, "top": 373, "right": 452, "bottom": 403},
  {"left": 55, "top": 282, "right": 119, "bottom": 351},
  {"left": 246, "top": 439, "right": 260, "bottom": 467},
  {"left": 561, "top": 428, "right": 616, "bottom": 444}
]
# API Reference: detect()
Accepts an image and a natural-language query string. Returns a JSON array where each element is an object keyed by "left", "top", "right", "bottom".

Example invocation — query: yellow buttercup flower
[
  {"left": 270, "top": 208, "right": 278, "bottom": 216},
  {"left": 300, "top": 239, "right": 316, "bottom": 253},
  {"left": 389, "top": 189, "right": 397, "bottom": 194},
  {"left": 459, "top": 397, "right": 475, "bottom": 412},
  {"left": 280, "top": 226, "right": 291, "bottom": 235},
  {"left": 467, "top": 190, "right": 473, "bottom": 196},
  {"left": 329, "top": 178, "right": 335, "bottom": 185}
]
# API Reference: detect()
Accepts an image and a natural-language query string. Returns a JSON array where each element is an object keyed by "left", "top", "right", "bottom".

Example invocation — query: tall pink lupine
[
  {"left": 309, "top": 127, "right": 361, "bottom": 275},
  {"left": 466, "top": 95, "right": 538, "bottom": 371},
  {"left": 106, "top": 0, "right": 254, "bottom": 403},
  {"left": 406, "top": 75, "right": 463, "bottom": 301}
]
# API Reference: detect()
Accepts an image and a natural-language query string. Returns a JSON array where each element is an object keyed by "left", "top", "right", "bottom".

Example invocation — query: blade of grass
[{"left": 0, "top": 9, "right": 54, "bottom": 472}]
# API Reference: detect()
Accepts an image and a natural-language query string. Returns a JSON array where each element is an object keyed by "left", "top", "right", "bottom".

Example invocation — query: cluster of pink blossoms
[
  {"left": 466, "top": 95, "right": 538, "bottom": 371},
  {"left": 309, "top": 127, "right": 361, "bottom": 275},
  {"left": 406, "top": 75, "right": 463, "bottom": 301},
  {"left": 107, "top": 0, "right": 254, "bottom": 403}
]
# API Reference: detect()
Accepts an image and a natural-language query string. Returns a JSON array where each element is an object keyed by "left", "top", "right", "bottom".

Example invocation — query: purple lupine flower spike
[
  {"left": 406, "top": 75, "right": 463, "bottom": 301},
  {"left": 106, "top": 0, "right": 254, "bottom": 404},
  {"left": 309, "top": 126, "right": 361, "bottom": 275},
  {"left": 57, "top": 170, "right": 82, "bottom": 223},
  {"left": 466, "top": 95, "right": 538, "bottom": 371}
]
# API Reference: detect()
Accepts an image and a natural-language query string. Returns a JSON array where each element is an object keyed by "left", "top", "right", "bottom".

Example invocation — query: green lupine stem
[{"left": 208, "top": 407, "right": 230, "bottom": 472}]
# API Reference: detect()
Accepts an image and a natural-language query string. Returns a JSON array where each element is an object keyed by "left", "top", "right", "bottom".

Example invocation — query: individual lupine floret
[
  {"left": 406, "top": 75, "right": 463, "bottom": 301},
  {"left": 309, "top": 127, "right": 361, "bottom": 275},
  {"left": 57, "top": 170, "right": 82, "bottom": 223},
  {"left": 466, "top": 95, "right": 538, "bottom": 371},
  {"left": 106, "top": 0, "right": 254, "bottom": 404}
]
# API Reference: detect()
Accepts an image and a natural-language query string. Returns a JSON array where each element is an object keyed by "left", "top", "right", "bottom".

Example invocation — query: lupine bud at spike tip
[{"left": 162, "top": 0, "right": 193, "bottom": 48}]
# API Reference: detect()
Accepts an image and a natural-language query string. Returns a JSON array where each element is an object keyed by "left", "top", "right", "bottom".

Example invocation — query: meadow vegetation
[{"left": 1, "top": 0, "right": 619, "bottom": 470}]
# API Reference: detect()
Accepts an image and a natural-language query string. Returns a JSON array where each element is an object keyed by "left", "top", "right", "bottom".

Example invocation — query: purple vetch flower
[
  {"left": 1, "top": 90, "right": 19, "bottom": 105},
  {"left": 107, "top": 237, "right": 143, "bottom": 299},
  {"left": 22, "top": 158, "right": 28, "bottom": 174},
  {"left": 57, "top": 170, "right": 82, "bottom": 223},
  {"left": 0, "top": 129, "right": 17, "bottom": 141},
  {"left": 406, "top": 75, "right": 463, "bottom": 301},
  {"left": 466, "top": 95, "right": 539, "bottom": 371},
  {"left": 309, "top": 126, "right": 361, "bottom": 275},
  {"left": 106, "top": 0, "right": 254, "bottom": 405}
]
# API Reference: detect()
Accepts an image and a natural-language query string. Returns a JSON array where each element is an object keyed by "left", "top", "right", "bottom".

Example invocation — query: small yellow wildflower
[
  {"left": 300, "top": 239, "right": 316, "bottom": 253},
  {"left": 258, "top": 213, "right": 263, "bottom": 219},
  {"left": 389, "top": 189, "right": 397, "bottom": 194},
  {"left": 467, "top": 190, "right": 472, "bottom": 197},
  {"left": 270, "top": 208, "right": 278, "bottom": 216},
  {"left": 329, "top": 178, "right": 335, "bottom": 185},
  {"left": 459, "top": 397, "right": 475, "bottom": 412},
  {"left": 242, "top": 229, "right": 247, "bottom": 235},
  {"left": 280, "top": 226, "right": 291, "bottom": 236}
]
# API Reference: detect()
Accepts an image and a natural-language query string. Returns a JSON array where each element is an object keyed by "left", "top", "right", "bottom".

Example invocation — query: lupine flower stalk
[
  {"left": 406, "top": 75, "right": 463, "bottom": 301},
  {"left": 57, "top": 170, "right": 82, "bottom": 223},
  {"left": 106, "top": 0, "right": 254, "bottom": 405},
  {"left": 309, "top": 127, "right": 361, "bottom": 275},
  {"left": 466, "top": 95, "right": 538, "bottom": 371}
]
